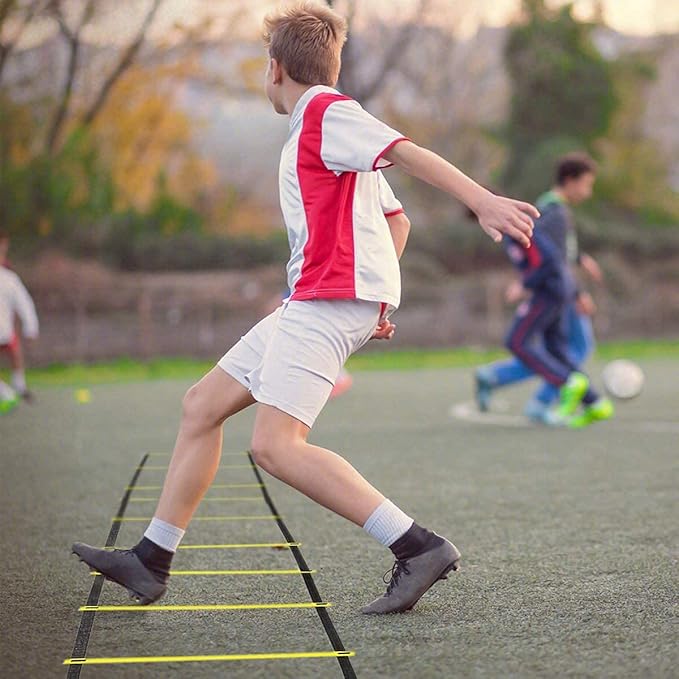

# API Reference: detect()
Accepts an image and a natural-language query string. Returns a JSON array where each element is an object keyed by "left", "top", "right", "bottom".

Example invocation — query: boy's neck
[
  {"left": 283, "top": 82, "right": 324, "bottom": 116},
  {"left": 551, "top": 187, "right": 569, "bottom": 204}
]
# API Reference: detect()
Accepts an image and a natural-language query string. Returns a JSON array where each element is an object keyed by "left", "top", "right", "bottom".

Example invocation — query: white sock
[
  {"left": 363, "top": 499, "right": 414, "bottom": 547},
  {"left": 0, "top": 380, "right": 16, "bottom": 400},
  {"left": 144, "top": 517, "right": 185, "bottom": 553},
  {"left": 11, "top": 370, "right": 26, "bottom": 393}
]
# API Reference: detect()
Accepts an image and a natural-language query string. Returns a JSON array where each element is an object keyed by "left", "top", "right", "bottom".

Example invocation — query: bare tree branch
[
  {"left": 45, "top": 0, "right": 94, "bottom": 153},
  {"left": 335, "top": 0, "right": 430, "bottom": 104},
  {"left": 0, "top": 0, "right": 17, "bottom": 33},
  {"left": 81, "top": 0, "right": 163, "bottom": 127},
  {"left": 0, "top": 0, "right": 47, "bottom": 83},
  {"left": 0, "top": 0, "right": 19, "bottom": 79}
]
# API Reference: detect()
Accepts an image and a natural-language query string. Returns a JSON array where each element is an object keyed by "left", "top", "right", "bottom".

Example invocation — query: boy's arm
[
  {"left": 376, "top": 171, "right": 410, "bottom": 258},
  {"left": 369, "top": 212, "right": 410, "bottom": 341},
  {"left": 521, "top": 229, "right": 562, "bottom": 291},
  {"left": 386, "top": 212, "right": 411, "bottom": 259},
  {"left": 579, "top": 252, "right": 603, "bottom": 283},
  {"left": 505, "top": 278, "right": 529, "bottom": 304},
  {"left": 383, "top": 141, "right": 537, "bottom": 247}
]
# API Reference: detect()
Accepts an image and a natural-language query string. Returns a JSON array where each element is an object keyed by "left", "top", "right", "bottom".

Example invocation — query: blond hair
[{"left": 263, "top": 1, "right": 347, "bottom": 87}]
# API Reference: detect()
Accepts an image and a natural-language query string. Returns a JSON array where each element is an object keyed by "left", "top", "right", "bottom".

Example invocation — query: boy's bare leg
[
  {"left": 8, "top": 340, "right": 30, "bottom": 399},
  {"left": 155, "top": 367, "right": 256, "bottom": 528},
  {"left": 251, "top": 404, "right": 385, "bottom": 525},
  {"left": 250, "top": 403, "right": 461, "bottom": 614},
  {"left": 72, "top": 366, "right": 255, "bottom": 603},
  {"left": 8, "top": 340, "right": 23, "bottom": 371}
]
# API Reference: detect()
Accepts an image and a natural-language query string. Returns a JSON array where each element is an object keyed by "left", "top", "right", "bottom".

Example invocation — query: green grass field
[
  {"left": 9, "top": 339, "right": 679, "bottom": 387},
  {"left": 1, "top": 353, "right": 677, "bottom": 678}
]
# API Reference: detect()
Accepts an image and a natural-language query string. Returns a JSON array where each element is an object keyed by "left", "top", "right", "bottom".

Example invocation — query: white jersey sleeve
[
  {"left": 377, "top": 172, "right": 404, "bottom": 216},
  {"left": 11, "top": 272, "right": 39, "bottom": 339},
  {"left": 320, "top": 99, "right": 408, "bottom": 174}
]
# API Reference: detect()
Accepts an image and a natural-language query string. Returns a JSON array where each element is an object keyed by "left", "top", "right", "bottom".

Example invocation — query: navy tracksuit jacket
[{"left": 503, "top": 203, "right": 578, "bottom": 387}]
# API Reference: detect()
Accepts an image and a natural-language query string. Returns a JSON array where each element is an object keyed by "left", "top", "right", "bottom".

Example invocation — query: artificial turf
[{"left": 0, "top": 359, "right": 677, "bottom": 677}]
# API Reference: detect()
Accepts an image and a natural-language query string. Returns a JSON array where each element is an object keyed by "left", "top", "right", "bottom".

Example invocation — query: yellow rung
[
  {"left": 64, "top": 650, "right": 354, "bottom": 665},
  {"left": 101, "top": 542, "right": 300, "bottom": 550},
  {"left": 80, "top": 602, "right": 331, "bottom": 612},
  {"left": 128, "top": 483, "right": 263, "bottom": 490},
  {"left": 140, "top": 464, "right": 254, "bottom": 471},
  {"left": 112, "top": 515, "right": 278, "bottom": 522},
  {"left": 129, "top": 497, "right": 261, "bottom": 502},
  {"left": 91, "top": 569, "right": 314, "bottom": 576}
]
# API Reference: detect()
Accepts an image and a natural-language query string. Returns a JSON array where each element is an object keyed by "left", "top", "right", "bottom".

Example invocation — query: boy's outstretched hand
[
  {"left": 472, "top": 193, "right": 538, "bottom": 247},
  {"left": 383, "top": 141, "right": 538, "bottom": 248}
]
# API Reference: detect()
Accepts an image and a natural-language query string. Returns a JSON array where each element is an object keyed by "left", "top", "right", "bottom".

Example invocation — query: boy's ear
[{"left": 271, "top": 58, "right": 284, "bottom": 85}]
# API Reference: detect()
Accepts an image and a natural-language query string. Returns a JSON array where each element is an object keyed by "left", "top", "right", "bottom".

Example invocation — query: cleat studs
[{"left": 127, "top": 589, "right": 144, "bottom": 604}]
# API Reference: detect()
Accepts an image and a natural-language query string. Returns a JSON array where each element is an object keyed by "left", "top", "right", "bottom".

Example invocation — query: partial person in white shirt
[{"left": 0, "top": 231, "right": 39, "bottom": 411}]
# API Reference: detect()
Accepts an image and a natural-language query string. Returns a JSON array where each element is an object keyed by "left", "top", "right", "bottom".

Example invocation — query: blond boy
[{"left": 73, "top": 2, "right": 536, "bottom": 614}]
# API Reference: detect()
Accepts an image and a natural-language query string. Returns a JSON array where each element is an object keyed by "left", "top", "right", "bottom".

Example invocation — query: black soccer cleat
[
  {"left": 72, "top": 542, "right": 167, "bottom": 605},
  {"left": 361, "top": 538, "right": 461, "bottom": 614},
  {"left": 18, "top": 389, "right": 35, "bottom": 404}
]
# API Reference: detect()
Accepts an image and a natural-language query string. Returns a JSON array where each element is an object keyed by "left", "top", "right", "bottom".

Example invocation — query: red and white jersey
[{"left": 280, "top": 85, "right": 408, "bottom": 310}]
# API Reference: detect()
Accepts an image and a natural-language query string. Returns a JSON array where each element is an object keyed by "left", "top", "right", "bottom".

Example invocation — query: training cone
[{"left": 75, "top": 388, "right": 91, "bottom": 404}]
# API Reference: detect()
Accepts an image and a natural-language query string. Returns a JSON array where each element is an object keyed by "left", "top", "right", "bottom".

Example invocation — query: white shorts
[{"left": 218, "top": 299, "right": 380, "bottom": 428}]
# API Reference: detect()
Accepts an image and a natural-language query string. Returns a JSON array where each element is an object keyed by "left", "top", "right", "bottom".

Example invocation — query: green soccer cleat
[
  {"left": 0, "top": 396, "right": 19, "bottom": 414},
  {"left": 568, "top": 397, "right": 615, "bottom": 429},
  {"left": 557, "top": 372, "right": 589, "bottom": 417}
]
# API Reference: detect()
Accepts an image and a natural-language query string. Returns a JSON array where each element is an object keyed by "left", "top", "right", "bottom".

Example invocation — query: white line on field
[{"left": 449, "top": 401, "right": 679, "bottom": 433}]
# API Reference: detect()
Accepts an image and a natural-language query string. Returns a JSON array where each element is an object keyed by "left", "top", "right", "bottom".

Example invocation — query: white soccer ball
[{"left": 601, "top": 359, "right": 644, "bottom": 400}]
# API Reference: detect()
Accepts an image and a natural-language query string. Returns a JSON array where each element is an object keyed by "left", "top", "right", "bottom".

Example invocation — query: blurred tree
[
  {"left": 0, "top": 0, "right": 170, "bottom": 241},
  {"left": 502, "top": 0, "right": 616, "bottom": 197},
  {"left": 45, "top": 0, "right": 96, "bottom": 153},
  {"left": 326, "top": 0, "right": 431, "bottom": 103},
  {"left": 595, "top": 52, "right": 679, "bottom": 221},
  {"left": 46, "top": 0, "right": 164, "bottom": 154},
  {"left": 381, "top": 16, "right": 509, "bottom": 215},
  {"left": 0, "top": 0, "right": 231, "bottom": 248},
  {"left": 0, "top": 0, "right": 47, "bottom": 82},
  {"left": 91, "top": 60, "right": 217, "bottom": 212}
]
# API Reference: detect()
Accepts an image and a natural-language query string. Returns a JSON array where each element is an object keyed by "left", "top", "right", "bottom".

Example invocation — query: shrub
[{"left": 109, "top": 229, "right": 290, "bottom": 271}]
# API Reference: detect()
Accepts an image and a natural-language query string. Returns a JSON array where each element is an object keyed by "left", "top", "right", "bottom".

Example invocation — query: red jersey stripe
[{"left": 292, "top": 93, "right": 357, "bottom": 301}]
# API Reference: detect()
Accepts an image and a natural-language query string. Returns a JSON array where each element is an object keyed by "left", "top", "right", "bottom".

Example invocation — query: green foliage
[
  {"left": 105, "top": 229, "right": 290, "bottom": 272},
  {"left": 502, "top": 1, "right": 678, "bottom": 222},
  {"left": 575, "top": 205, "right": 679, "bottom": 259},
  {"left": 504, "top": 135, "right": 584, "bottom": 200},
  {"left": 503, "top": 1, "right": 616, "bottom": 195},
  {"left": 0, "top": 125, "right": 116, "bottom": 240},
  {"left": 0, "top": 118, "right": 223, "bottom": 262},
  {"left": 594, "top": 52, "right": 679, "bottom": 221},
  {"left": 0, "top": 95, "right": 288, "bottom": 271},
  {"left": 407, "top": 220, "right": 504, "bottom": 275}
]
